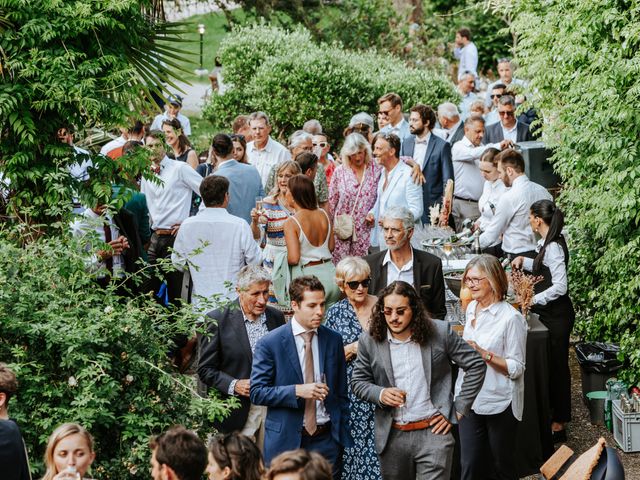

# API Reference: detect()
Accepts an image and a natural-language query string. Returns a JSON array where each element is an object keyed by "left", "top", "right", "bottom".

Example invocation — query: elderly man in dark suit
[
  {"left": 400, "top": 104, "right": 454, "bottom": 224},
  {"left": 351, "top": 281, "right": 486, "bottom": 480},
  {"left": 365, "top": 206, "right": 446, "bottom": 320},
  {"left": 197, "top": 265, "right": 285, "bottom": 447},
  {"left": 482, "top": 95, "right": 533, "bottom": 145}
]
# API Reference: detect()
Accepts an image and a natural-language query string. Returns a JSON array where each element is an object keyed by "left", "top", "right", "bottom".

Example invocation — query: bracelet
[{"left": 484, "top": 352, "right": 493, "bottom": 363}]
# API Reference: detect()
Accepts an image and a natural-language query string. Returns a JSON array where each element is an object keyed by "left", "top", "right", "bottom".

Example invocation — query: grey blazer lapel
[
  {"left": 378, "top": 340, "right": 395, "bottom": 386},
  {"left": 420, "top": 341, "right": 433, "bottom": 394}
]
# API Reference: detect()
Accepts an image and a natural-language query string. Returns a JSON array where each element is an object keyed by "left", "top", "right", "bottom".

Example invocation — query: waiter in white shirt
[
  {"left": 480, "top": 149, "right": 553, "bottom": 258},
  {"left": 141, "top": 130, "right": 203, "bottom": 306},
  {"left": 450, "top": 116, "right": 509, "bottom": 231},
  {"left": 246, "top": 111, "right": 291, "bottom": 189}
]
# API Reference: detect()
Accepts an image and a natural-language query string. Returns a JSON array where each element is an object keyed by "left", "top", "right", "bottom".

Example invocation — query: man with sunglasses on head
[
  {"left": 482, "top": 95, "right": 533, "bottom": 145},
  {"left": 365, "top": 206, "right": 446, "bottom": 321},
  {"left": 484, "top": 83, "right": 506, "bottom": 126}
]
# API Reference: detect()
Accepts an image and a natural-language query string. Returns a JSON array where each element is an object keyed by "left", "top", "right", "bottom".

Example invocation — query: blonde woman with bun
[{"left": 42, "top": 423, "right": 95, "bottom": 480}]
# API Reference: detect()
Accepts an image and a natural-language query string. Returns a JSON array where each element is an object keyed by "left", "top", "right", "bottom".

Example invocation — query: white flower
[
  {"left": 104, "top": 305, "right": 114, "bottom": 314},
  {"left": 68, "top": 376, "right": 78, "bottom": 387},
  {"left": 125, "top": 374, "right": 134, "bottom": 384}
]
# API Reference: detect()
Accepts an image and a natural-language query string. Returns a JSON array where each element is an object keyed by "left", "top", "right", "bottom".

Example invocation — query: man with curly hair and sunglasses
[{"left": 351, "top": 281, "right": 486, "bottom": 480}]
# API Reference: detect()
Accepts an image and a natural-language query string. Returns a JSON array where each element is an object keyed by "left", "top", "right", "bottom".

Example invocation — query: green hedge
[
  {"left": 510, "top": 0, "right": 640, "bottom": 381},
  {"left": 203, "top": 25, "right": 459, "bottom": 141},
  {"left": 0, "top": 231, "right": 232, "bottom": 478}
]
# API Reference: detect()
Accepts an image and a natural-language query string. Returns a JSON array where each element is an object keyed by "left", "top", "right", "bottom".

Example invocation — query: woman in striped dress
[{"left": 251, "top": 160, "right": 301, "bottom": 316}]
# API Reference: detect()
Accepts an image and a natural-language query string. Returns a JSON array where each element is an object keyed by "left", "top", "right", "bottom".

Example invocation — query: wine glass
[
  {"left": 255, "top": 196, "right": 264, "bottom": 215},
  {"left": 443, "top": 242, "right": 453, "bottom": 268}
]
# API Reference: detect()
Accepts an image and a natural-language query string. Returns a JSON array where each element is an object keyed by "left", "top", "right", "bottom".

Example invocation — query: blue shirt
[{"left": 215, "top": 159, "right": 265, "bottom": 223}]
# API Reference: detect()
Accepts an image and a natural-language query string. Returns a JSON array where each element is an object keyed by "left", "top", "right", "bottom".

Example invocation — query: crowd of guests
[{"left": 1, "top": 29, "right": 580, "bottom": 479}]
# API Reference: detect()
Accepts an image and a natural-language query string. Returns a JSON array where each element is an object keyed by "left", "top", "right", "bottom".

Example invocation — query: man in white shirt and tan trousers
[
  {"left": 480, "top": 148, "right": 553, "bottom": 259},
  {"left": 141, "top": 130, "right": 202, "bottom": 370}
]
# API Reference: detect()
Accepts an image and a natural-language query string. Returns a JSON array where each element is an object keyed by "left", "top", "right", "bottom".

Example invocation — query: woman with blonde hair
[
  {"left": 251, "top": 160, "right": 302, "bottom": 314},
  {"left": 328, "top": 133, "right": 381, "bottom": 263},
  {"left": 42, "top": 423, "right": 95, "bottom": 480},
  {"left": 324, "top": 256, "right": 380, "bottom": 480},
  {"left": 456, "top": 254, "right": 527, "bottom": 480}
]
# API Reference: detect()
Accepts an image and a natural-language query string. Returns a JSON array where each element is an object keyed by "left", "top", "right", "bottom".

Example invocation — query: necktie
[
  {"left": 103, "top": 221, "right": 114, "bottom": 276},
  {"left": 301, "top": 331, "right": 317, "bottom": 435}
]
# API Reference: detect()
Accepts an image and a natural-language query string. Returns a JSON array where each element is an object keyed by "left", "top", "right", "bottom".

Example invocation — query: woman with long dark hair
[
  {"left": 512, "top": 199, "right": 575, "bottom": 443},
  {"left": 162, "top": 118, "right": 198, "bottom": 169},
  {"left": 206, "top": 433, "right": 264, "bottom": 480}
]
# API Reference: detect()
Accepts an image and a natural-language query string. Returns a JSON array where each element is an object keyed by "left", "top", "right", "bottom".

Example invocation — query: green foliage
[
  {"left": 0, "top": 0, "right": 193, "bottom": 223},
  {"left": 509, "top": 0, "right": 640, "bottom": 382},
  {"left": 0, "top": 229, "right": 233, "bottom": 478},
  {"left": 203, "top": 24, "right": 458, "bottom": 141}
]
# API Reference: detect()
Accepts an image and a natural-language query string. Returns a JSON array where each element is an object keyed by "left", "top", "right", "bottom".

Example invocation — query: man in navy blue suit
[
  {"left": 250, "top": 276, "right": 351, "bottom": 478},
  {"left": 400, "top": 104, "right": 454, "bottom": 224}
]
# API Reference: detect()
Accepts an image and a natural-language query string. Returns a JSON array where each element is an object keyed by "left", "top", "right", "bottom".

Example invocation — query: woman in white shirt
[
  {"left": 476, "top": 148, "right": 507, "bottom": 257},
  {"left": 512, "top": 200, "right": 575, "bottom": 443},
  {"left": 455, "top": 254, "right": 527, "bottom": 480}
]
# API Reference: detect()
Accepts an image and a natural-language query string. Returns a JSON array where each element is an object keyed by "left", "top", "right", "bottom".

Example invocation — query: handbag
[{"left": 334, "top": 167, "right": 367, "bottom": 241}]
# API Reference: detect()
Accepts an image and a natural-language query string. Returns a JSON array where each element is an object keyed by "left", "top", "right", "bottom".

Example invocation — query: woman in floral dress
[
  {"left": 325, "top": 256, "right": 381, "bottom": 480},
  {"left": 328, "top": 133, "right": 381, "bottom": 264},
  {"left": 250, "top": 160, "right": 301, "bottom": 316}
]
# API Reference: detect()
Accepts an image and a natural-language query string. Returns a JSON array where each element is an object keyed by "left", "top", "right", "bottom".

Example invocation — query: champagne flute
[
  {"left": 443, "top": 242, "right": 453, "bottom": 268},
  {"left": 255, "top": 196, "right": 264, "bottom": 215}
]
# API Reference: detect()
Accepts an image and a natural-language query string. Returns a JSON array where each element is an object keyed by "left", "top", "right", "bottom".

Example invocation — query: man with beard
[
  {"left": 400, "top": 104, "right": 454, "bottom": 224},
  {"left": 365, "top": 206, "right": 446, "bottom": 320}
]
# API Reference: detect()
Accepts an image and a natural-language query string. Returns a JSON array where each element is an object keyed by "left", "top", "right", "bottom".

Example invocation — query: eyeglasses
[
  {"left": 313, "top": 142, "right": 328, "bottom": 148},
  {"left": 231, "top": 134, "right": 245, "bottom": 141},
  {"left": 498, "top": 110, "right": 515, "bottom": 117},
  {"left": 490, "top": 94, "right": 503, "bottom": 99},
  {"left": 378, "top": 110, "right": 392, "bottom": 117},
  {"left": 346, "top": 278, "right": 371, "bottom": 290},
  {"left": 464, "top": 276, "right": 486, "bottom": 286}
]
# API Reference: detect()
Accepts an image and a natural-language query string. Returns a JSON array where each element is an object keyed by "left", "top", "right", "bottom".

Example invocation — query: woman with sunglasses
[
  {"left": 455, "top": 254, "right": 527, "bottom": 480},
  {"left": 325, "top": 256, "right": 380, "bottom": 480}
]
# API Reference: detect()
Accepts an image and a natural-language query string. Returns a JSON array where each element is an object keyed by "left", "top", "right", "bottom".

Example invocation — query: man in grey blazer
[
  {"left": 351, "top": 281, "right": 486, "bottom": 480},
  {"left": 482, "top": 95, "right": 533, "bottom": 145}
]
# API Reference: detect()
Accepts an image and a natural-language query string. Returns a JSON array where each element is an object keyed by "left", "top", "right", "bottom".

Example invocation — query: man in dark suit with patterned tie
[
  {"left": 400, "top": 104, "right": 454, "bottom": 224},
  {"left": 198, "top": 265, "right": 285, "bottom": 446}
]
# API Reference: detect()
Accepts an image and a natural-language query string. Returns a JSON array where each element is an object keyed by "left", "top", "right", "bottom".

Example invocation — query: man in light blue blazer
[
  {"left": 250, "top": 276, "right": 352, "bottom": 478},
  {"left": 400, "top": 104, "right": 454, "bottom": 224},
  {"left": 366, "top": 132, "right": 423, "bottom": 249}
]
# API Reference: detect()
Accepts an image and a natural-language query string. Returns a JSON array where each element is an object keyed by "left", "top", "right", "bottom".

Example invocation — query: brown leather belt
[
  {"left": 392, "top": 415, "right": 438, "bottom": 432},
  {"left": 304, "top": 258, "right": 331, "bottom": 267},
  {"left": 302, "top": 423, "right": 331, "bottom": 437},
  {"left": 153, "top": 229, "right": 175, "bottom": 236}
]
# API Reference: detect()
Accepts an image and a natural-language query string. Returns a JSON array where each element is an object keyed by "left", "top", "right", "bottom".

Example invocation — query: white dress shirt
[
  {"left": 70, "top": 209, "right": 124, "bottom": 277},
  {"left": 150, "top": 112, "right": 191, "bottom": 136},
  {"left": 501, "top": 121, "right": 519, "bottom": 143},
  {"left": 387, "top": 331, "right": 438, "bottom": 423},
  {"left": 247, "top": 137, "right": 291, "bottom": 189},
  {"left": 479, "top": 175, "right": 553, "bottom": 254},
  {"left": 412, "top": 132, "right": 431, "bottom": 169},
  {"left": 522, "top": 239, "right": 568, "bottom": 306},
  {"left": 291, "top": 317, "right": 330, "bottom": 425},
  {"left": 171, "top": 208, "right": 262, "bottom": 307},
  {"left": 477, "top": 179, "right": 508, "bottom": 231},
  {"left": 369, "top": 160, "right": 423, "bottom": 248},
  {"left": 141, "top": 156, "right": 203, "bottom": 230},
  {"left": 383, "top": 249, "right": 414, "bottom": 285},
  {"left": 99, "top": 135, "right": 127, "bottom": 156},
  {"left": 455, "top": 301, "right": 527, "bottom": 420},
  {"left": 454, "top": 42, "right": 478, "bottom": 80},
  {"left": 451, "top": 137, "right": 498, "bottom": 201}
]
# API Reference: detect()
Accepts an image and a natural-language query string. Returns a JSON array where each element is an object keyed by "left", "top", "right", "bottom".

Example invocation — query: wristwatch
[{"left": 484, "top": 352, "right": 493, "bottom": 363}]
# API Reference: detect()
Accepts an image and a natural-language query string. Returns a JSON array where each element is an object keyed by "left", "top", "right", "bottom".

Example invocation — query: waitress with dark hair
[{"left": 512, "top": 199, "right": 575, "bottom": 443}]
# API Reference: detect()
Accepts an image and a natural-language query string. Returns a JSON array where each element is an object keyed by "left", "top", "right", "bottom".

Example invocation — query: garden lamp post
[{"left": 195, "top": 24, "right": 208, "bottom": 76}]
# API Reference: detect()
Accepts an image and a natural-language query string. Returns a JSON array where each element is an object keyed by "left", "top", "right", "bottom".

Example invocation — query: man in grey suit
[
  {"left": 482, "top": 95, "right": 533, "bottom": 145},
  {"left": 351, "top": 281, "right": 486, "bottom": 480},
  {"left": 400, "top": 104, "right": 454, "bottom": 224}
]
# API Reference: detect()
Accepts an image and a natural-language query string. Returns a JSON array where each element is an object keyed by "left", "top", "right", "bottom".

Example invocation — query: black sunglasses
[{"left": 346, "top": 278, "right": 371, "bottom": 290}]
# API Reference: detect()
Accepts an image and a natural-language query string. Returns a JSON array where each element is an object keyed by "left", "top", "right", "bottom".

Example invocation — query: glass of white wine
[
  {"left": 443, "top": 242, "right": 453, "bottom": 268},
  {"left": 255, "top": 196, "right": 264, "bottom": 215}
]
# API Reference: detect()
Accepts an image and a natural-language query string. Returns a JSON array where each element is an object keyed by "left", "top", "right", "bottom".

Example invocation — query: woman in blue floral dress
[{"left": 325, "top": 256, "right": 381, "bottom": 480}]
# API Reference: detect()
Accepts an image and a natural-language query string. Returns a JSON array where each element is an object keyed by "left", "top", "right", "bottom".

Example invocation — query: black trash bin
[{"left": 575, "top": 342, "right": 623, "bottom": 404}]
